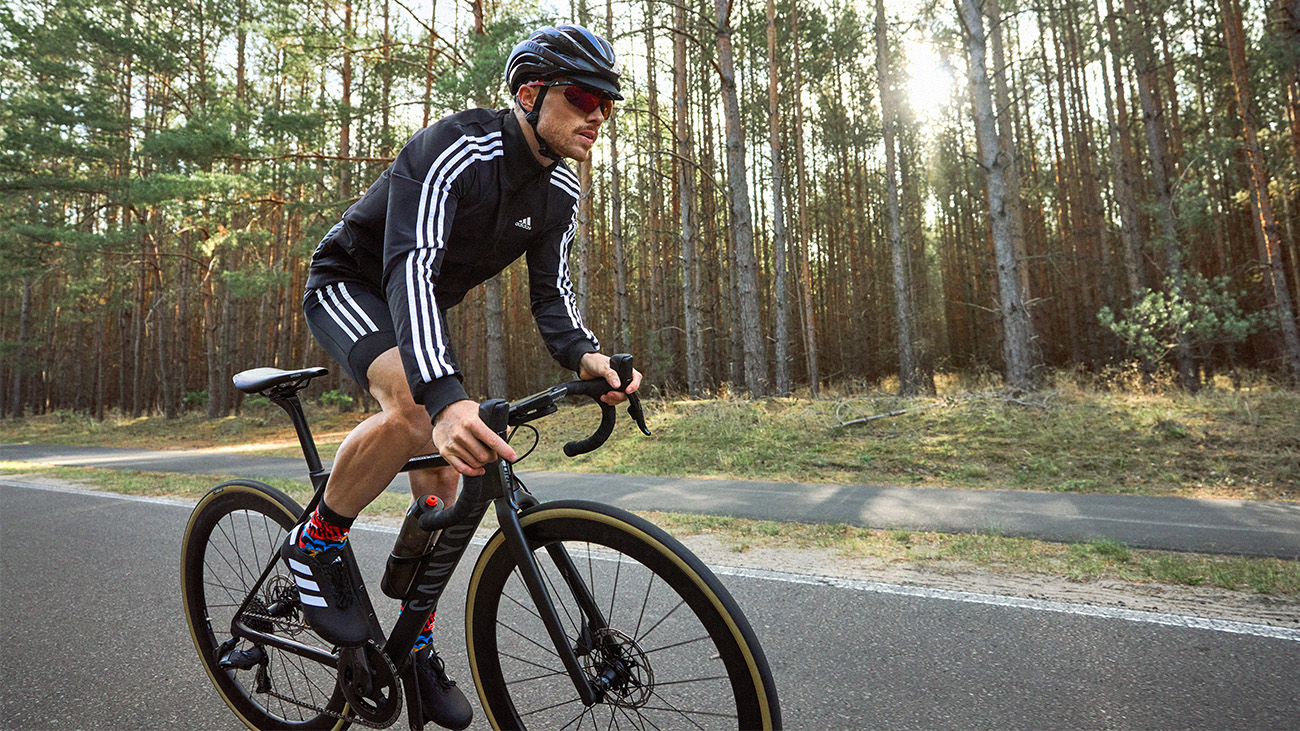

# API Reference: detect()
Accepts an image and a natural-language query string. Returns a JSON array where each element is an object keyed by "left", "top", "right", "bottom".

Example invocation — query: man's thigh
[{"left": 303, "top": 280, "right": 396, "bottom": 391}]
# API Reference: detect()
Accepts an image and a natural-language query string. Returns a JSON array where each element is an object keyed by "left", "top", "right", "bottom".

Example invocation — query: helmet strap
[{"left": 523, "top": 84, "right": 562, "bottom": 162}]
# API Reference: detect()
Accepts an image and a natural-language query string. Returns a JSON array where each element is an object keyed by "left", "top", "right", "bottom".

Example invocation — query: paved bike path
[{"left": 4, "top": 442, "right": 1298, "bottom": 559}]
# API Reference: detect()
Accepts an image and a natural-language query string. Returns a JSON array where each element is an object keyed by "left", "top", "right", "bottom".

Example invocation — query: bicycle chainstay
[{"left": 236, "top": 610, "right": 400, "bottom": 730}]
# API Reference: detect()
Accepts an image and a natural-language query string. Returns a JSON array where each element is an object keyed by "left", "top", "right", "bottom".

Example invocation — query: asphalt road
[
  {"left": 4, "top": 443, "right": 1299, "bottom": 558},
  {"left": 2, "top": 480, "right": 1298, "bottom": 730}
]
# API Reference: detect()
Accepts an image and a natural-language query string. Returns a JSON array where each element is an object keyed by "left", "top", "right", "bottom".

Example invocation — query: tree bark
[
  {"left": 1102, "top": 0, "right": 1145, "bottom": 302},
  {"left": 714, "top": 0, "right": 768, "bottom": 396},
  {"left": 958, "top": 0, "right": 1038, "bottom": 390},
  {"left": 1123, "top": 0, "right": 1197, "bottom": 391},
  {"left": 766, "top": 0, "right": 791, "bottom": 395},
  {"left": 791, "top": 0, "right": 818, "bottom": 396},
  {"left": 1222, "top": 0, "right": 1300, "bottom": 382},
  {"left": 607, "top": 0, "right": 628, "bottom": 355},
  {"left": 675, "top": 0, "right": 704, "bottom": 396},
  {"left": 876, "top": 0, "right": 919, "bottom": 396},
  {"left": 11, "top": 279, "right": 32, "bottom": 418}
]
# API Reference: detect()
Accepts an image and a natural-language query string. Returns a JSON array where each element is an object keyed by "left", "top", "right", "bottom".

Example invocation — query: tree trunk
[
  {"left": 485, "top": 274, "right": 506, "bottom": 395},
  {"left": 988, "top": 0, "right": 1029, "bottom": 301},
  {"left": 714, "top": 0, "right": 767, "bottom": 396},
  {"left": 766, "top": 0, "right": 791, "bottom": 395},
  {"left": 1124, "top": 0, "right": 1197, "bottom": 391},
  {"left": 1102, "top": 0, "right": 1145, "bottom": 302},
  {"left": 11, "top": 279, "right": 32, "bottom": 418},
  {"left": 643, "top": 0, "right": 663, "bottom": 388},
  {"left": 340, "top": 1, "right": 353, "bottom": 199},
  {"left": 607, "top": 0, "right": 628, "bottom": 355},
  {"left": 958, "top": 0, "right": 1038, "bottom": 390},
  {"left": 1222, "top": 0, "right": 1300, "bottom": 382},
  {"left": 791, "top": 0, "right": 818, "bottom": 396},
  {"left": 876, "top": 0, "right": 919, "bottom": 396},
  {"left": 675, "top": 0, "right": 704, "bottom": 396}
]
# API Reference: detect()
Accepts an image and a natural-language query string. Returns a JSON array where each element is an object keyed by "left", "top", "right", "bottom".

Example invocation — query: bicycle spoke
[
  {"left": 517, "top": 695, "right": 586, "bottom": 719},
  {"left": 641, "top": 634, "right": 713, "bottom": 655},
  {"left": 634, "top": 598, "right": 688, "bottom": 644},
  {"left": 498, "top": 617, "right": 565, "bottom": 658},
  {"left": 607, "top": 550, "right": 622, "bottom": 626},
  {"left": 500, "top": 649, "right": 566, "bottom": 677},
  {"left": 634, "top": 572, "right": 656, "bottom": 641}
]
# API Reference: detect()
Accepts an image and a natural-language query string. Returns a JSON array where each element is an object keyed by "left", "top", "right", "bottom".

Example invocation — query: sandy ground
[
  {"left": 9, "top": 474, "right": 1297, "bottom": 629},
  {"left": 674, "top": 535, "right": 1300, "bottom": 629}
]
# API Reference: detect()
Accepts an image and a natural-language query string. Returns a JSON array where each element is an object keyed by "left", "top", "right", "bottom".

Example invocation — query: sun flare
[{"left": 902, "top": 39, "right": 957, "bottom": 117}]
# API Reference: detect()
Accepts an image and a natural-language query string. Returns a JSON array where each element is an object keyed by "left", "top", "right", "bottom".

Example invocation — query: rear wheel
[
  {"left": 465, "top": 500, "right": 781, "bottom": 730},
  {"left": 181, "top": 480, "right": 349, "bottom": 730}
]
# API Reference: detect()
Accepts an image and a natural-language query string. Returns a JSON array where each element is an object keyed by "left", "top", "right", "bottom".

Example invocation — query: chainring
[{"left": 337, "top": 642, "right": 403, "bottom": 727}]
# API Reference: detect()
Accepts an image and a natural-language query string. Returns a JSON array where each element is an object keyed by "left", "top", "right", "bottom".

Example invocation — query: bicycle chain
[{"left": 235, "top": 611, "right": 396, "bottom": 730}]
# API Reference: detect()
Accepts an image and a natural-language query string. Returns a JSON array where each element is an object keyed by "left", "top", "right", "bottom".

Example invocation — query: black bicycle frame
[{"left": 227, "top": 391, "right": 616, "bottom": 717}]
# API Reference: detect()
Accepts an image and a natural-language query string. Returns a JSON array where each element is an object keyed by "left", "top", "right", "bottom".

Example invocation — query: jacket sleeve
[
  {"left": 527, "top": 171, "right": 600, "bottom": 373},
  {"left": 382, "top": 127, "right": 491, "bottom": 422}
]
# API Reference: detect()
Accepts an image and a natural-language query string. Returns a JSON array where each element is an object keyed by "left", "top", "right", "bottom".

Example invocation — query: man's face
[{"left": 527, "top": 79, "right": 614, "bottom": 162}]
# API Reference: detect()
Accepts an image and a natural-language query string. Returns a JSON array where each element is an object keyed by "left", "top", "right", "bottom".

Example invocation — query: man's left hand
[{"left": 578, "top": 352, "right": 643, "bottom": 406}]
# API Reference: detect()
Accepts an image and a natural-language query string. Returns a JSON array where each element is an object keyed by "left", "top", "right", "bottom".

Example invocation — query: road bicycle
[{"left": 181, "top": 355, "right": 782, "bottom": 730}]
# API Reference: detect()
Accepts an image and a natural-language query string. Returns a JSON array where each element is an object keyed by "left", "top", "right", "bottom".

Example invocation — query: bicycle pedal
[{"left": 219, "top": 645, "right": 268, "bottom": 671}]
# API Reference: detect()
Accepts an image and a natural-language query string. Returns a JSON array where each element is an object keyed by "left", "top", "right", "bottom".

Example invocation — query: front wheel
[
  {"left": 465, "top": 500, "right": 781, "bottom": 730},
  {"left": 181, "top": 480, "right": 349, "bottom": 730}
]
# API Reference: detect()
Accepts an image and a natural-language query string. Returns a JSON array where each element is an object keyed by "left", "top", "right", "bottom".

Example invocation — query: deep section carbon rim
[
  {"left": 181, "top": 481, "right": 347, "bottom": 730},
  {"left": 467, "top": 502, "right": 780, "bottom": 730}
]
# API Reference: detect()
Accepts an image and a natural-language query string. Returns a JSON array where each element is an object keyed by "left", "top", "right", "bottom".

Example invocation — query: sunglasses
[{"left": 529, "top": 81, "right": 616, "bottom": 119}]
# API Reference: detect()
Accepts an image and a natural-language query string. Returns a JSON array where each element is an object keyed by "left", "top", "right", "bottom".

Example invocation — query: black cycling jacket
[{"left": 305, "top": 108, "right": 599, "bottom": 421}]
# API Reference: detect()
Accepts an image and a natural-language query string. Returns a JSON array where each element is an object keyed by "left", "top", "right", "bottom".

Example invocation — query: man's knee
[{"left": 383, "top": 403, "right": 433, "bottom": 454}]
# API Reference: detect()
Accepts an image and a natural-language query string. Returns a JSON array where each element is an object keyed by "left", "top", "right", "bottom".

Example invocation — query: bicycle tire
[
  {"left": 465, "top": 500, "right": 781, "bottom": 730},
  {"left": 181, "top": 480, "right": 349, "bottom": 730}
]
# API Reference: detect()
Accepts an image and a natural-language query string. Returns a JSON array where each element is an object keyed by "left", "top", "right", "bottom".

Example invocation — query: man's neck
[{"left": 513, "top": 106, "right": 557, "bottom": 168}]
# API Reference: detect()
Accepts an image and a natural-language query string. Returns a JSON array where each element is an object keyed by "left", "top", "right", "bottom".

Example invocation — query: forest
[{"left": 1, "top": 0, "right": 1298, "bottom": 420}]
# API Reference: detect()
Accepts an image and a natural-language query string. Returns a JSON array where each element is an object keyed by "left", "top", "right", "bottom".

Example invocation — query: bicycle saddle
[{"left": 232, "top": 366, "right": 329, "bottom": 395}]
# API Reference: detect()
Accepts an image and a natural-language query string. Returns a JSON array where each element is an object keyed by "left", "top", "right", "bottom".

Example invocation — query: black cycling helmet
[{"left": 505, "top": 24, "right": 623, "bottom": 101}]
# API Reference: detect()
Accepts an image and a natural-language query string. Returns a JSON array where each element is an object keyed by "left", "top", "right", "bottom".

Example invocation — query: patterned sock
[
  {"left": 401, "top": 608, "right": 437, "bottom": 653},
  {"left": 297, "top": 500, "right": 354, "bottom": 555}
]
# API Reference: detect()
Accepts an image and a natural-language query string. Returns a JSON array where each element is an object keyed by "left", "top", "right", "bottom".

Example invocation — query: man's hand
[
  {"left": 578, "top": 353, "right": 643, "bottom": 406},
  {"left": 432, "top": 399, "right": 519, "bottom": 477}
]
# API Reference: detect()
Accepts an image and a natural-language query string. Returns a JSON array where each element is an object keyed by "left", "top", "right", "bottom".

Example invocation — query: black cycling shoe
[
  {"left": 281, "top": 524, "right": 371, "bottom": 647},
  {"left": 415, "top": 645, "right": 473, "bottom": 730}
]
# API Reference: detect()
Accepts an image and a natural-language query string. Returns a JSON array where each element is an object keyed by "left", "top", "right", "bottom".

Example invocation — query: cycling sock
[
  {"left": 400, "top": 608, "right": 437, "bottom": 653},
  {"left": 297, "top": 500, "right": 354, "bottom": 554}
]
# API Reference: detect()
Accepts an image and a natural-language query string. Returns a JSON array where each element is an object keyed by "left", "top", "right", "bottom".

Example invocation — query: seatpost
[{"left": 269, "top": 390, "right": 325, "bottom": 476}]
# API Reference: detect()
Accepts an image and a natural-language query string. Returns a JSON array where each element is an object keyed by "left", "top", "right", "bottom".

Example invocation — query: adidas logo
[{"left": 515, "top": 217, "right": 532, "bottom": 230}]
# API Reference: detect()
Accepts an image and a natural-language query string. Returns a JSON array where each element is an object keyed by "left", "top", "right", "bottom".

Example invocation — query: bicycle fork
[{"left": 493, "top": 461, "right": 615, "bottom": 707}]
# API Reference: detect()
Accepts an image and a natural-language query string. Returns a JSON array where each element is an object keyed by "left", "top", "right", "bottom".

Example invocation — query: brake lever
[
  {"left": 627, "top": 394, "right": 651, "bottom": 436},
  {"left": 608, "top": 354, "right": 651, "bottom": 436}
]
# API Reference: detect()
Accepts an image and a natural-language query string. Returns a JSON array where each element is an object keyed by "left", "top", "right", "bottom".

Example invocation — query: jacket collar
[{"left": 502, "top": 109, "right": 556, "bottom": 190}]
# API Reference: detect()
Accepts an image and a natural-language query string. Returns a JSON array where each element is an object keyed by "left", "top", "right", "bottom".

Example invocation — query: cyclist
[{"left": 284, "top": 23, "right": 641, "bottom": 730}]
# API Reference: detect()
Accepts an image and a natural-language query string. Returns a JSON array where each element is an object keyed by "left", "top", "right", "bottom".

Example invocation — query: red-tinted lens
[{"left": 562, "top": 85, "right": 614, "bottom": 118}]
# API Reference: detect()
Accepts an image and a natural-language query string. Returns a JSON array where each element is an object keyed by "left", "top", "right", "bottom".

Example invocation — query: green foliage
[
  {"left": 319, "top": 389, "right": 354, "bottom": 413},
  {"left": 1097, "top": 274, "right": 1267, "bottom": 366},
  {"left": 222, "top": 263, "right": 291, "bottom": 299},
  {"left": 434, "top": 15, "right": 533, "bottom": 109}
]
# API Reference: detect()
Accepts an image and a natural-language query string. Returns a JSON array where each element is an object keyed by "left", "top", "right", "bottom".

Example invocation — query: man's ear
[{"left": 516, "top": 84, "right": 537, "bottom": 113}]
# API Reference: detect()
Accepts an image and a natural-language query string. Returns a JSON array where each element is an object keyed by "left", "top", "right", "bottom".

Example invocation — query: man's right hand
[{"left": 432, "top": 399, "right": 519, "bottom": 477}]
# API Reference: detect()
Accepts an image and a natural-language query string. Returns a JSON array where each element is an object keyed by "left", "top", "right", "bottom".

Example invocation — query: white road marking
[{"left": 6, "top": 479, "right": 1296, "bottom": 642}]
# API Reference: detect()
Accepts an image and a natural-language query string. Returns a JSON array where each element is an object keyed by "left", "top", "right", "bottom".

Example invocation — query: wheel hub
[{"left": 585, "top": 627, "right": 653, "bottom": 708}]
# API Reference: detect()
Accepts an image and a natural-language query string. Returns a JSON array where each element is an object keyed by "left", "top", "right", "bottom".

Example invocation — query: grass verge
[
  {"left": 4, "top": 461, "right": 1296, "bottom": 597},
  {"left": 2, "top": 377, "right": 1296, "bottom": 501}
]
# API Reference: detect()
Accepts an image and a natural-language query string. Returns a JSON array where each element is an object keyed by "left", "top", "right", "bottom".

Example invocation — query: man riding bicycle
[{"left": 285, "top": 24, "right": 642, "bottom": 730}]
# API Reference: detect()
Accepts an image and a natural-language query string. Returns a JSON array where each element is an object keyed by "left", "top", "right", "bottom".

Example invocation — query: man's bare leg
[{"left": 322, "top": 348, "right": 458, "bottom": 517}]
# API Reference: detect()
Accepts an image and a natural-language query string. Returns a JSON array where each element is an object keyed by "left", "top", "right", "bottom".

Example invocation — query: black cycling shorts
[{"left": 303, "top": 280, "right": 396, "bottom": 391}]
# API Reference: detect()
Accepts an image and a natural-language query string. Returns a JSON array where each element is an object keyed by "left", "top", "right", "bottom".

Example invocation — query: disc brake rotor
[{"left": 337, "top": 642, "right": 403, "bottom": 726}]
